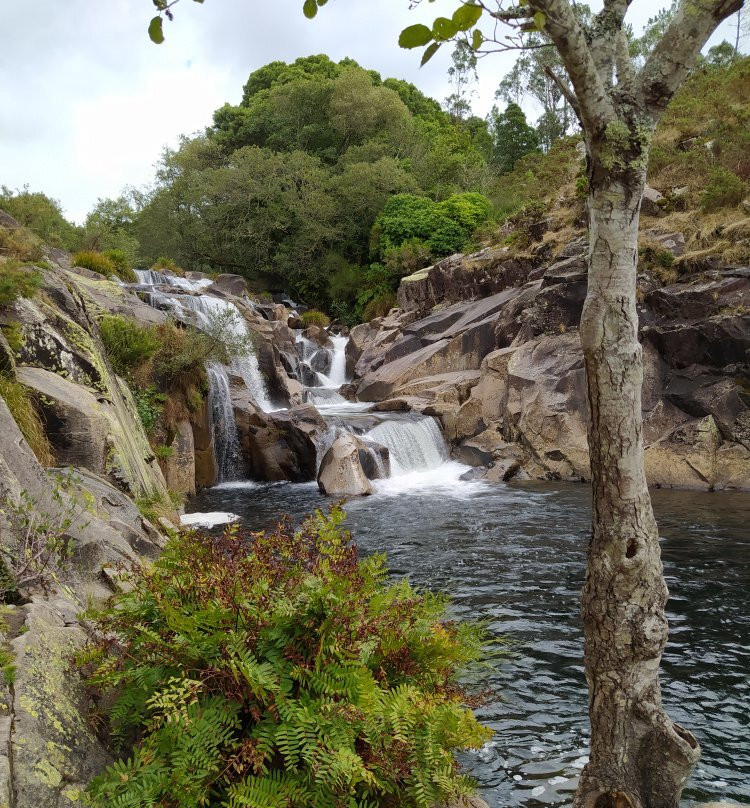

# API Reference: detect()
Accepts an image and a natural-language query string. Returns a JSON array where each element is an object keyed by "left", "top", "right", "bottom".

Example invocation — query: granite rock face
[{"left": 353, "top": 243, "right": 750, "bottom": 490}]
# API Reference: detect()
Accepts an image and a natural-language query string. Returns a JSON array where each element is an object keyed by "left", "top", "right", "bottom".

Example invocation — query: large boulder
[
  {"left": 207, "top": 273, "right": 248, "bottom": 297},
  {"left": 398, "top": 249, "right": 536, "bottom": 314},
  {"left": 233, "top": 385, "right": 327, "bottom": 481},
  {"left": 317, "top": 434, "right": 372, "bottom": 496}
]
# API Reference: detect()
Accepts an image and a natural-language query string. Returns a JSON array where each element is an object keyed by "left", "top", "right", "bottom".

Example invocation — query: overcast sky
[{"left": 0, "top": 0, "right": 742, "bottom": 223}]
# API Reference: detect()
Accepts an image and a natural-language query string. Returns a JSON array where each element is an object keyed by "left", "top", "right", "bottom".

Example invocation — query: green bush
[
  {"left": 152, "top": 256, "right": 185, "bottom": 275},
  {"left": 363, "top": 293, "right": 397, "bottom": 322},
  {"left": 300, "top": 309, "right": 331, "bottom": 328},
  {"left": 72, "top": 250, "right": 116, "bottom": 276},
  {"left": 0, "top": 225, "right": 45, "bottom": 263},
  {"left": 372, "top": 192, "right": 493, "bottom": 261},
  {"left": 102, "top": 249, "right": 138, "bottom": 283},
  {"left": 0, "top": 262, "right": 41, "bottom": 308},
  {"left": 132, "top": 385, "right": 166, "bottom": 434},
  {"left": 700, "top": 167, "right": 747, "bottom": 212},
  {"left": 82, "top": 509, "right": 490, "bottom": 808},
  {"left": 99, "top": 315, "right": 159, "bottom": 375}
]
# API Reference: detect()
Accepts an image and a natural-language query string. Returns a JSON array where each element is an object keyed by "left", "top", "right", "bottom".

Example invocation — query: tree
[
  {"left": 393, "top": 3, "right": 745, "bottom": 807},
  {"left": 444, "top": 40, "right": 479, "bottom": 119},
  {"left": 141, "top": 4, "right": 745, "bottom": 805},
  {"left": 488, "top": 102, "right": 540, "bottom": 173},
  {"left": 0, "top": 186, "right": 79, "bottom": 249}
]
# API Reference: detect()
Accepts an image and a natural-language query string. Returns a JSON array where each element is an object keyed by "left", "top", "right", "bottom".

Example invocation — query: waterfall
[
  {"left": 364, "top": 416, "right": 448, "bottom": 474},
  {"left": 131, "top": 270, "right": 275, "bottom": 483},
  {"left": 134, "top": 269, "right": 213, "bottom": 291},
  {"left": 321, "top": 335, "right": 348, "bottom": 388},
  {"left": 174, "top": 295, "right": 273, "bottom": 412},
  {"left": 207, "top": 363, "right": 242, "bottom": 481}
]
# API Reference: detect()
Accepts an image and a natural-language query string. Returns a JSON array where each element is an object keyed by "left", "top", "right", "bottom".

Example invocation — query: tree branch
[
  {"left": 638, "top": 0, "right": 745, "bottom": 117},
  {"left": 543, "top": 65, "right": 583, "bottom": 123},
  {"left": 526, "top": 0, "right": 616, "bottom": 134}
]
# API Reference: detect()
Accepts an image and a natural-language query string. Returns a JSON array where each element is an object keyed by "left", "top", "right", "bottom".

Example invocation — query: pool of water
[{"left": 191, "top": 475, "right": 750, "bottom": 806}]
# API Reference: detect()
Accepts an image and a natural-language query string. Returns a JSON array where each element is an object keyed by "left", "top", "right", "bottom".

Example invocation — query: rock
[
  {"left": 641, "top": 186, "right": 666, "bottom": 217},
  {"left": 645, "top": 274, "right": 750, "bottom": 321},
  {"left": 641, "top": 313, "right": 750, "bottom": 370},
  {"left": 317, "top": 434, "right": 372, "bottom": 496},
  {"left": 303, "top": 325, "right": 333, "bottom": 348},
  {"left": 234, "top": 395, "right": 327, "bottom": 482},
  {"left": 207, "top": 273, "right": 248, "bottom": 297},
  {"left": 309, "top": 348, "right": 332, "bottom": 375},
  {"left": 191, "top": 397, "right": 218, "bottom": 489},
  {"left": 398, "top": 249, "right": 536, "bottom": 314},
  {"left": 157, "top": 419, "right": 196, "bottom": 497},
  {"left": 16, "top": 366, "right": 169, "bottom": 499},
  {"left": 357, "top": 438, "right": 391, "bottom": 480},
  {"left": 10, "top": 600, "right": 113, "bottom": 808},
  {"left": 643, "top": 228, "right": 686, "bottom": 257}
]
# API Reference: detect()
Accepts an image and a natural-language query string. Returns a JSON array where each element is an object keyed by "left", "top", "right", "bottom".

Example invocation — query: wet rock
[
  {"left": 234, "top": 397, "right": 326, "bottom": 482},
  {"left": 309, "top": 348, "right": 332, "bottom": 375},
  {"left": 317, "top": 434, "right": 372, "bottom": 496},
  {"left": 207, "top": 273, "right": 248, "bottom": 297},
  {"left": 357, "top": 438, "right": 391, "bottom": 480}
]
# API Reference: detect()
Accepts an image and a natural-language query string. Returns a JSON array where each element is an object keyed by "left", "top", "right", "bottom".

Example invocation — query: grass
[{"left": 0, "top": 373, "right": 55, "bottom": 465}]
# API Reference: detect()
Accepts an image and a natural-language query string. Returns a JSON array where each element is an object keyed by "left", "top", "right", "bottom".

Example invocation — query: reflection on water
[{"left": 190, "top": 479, "right": 750, "bottom": 807}]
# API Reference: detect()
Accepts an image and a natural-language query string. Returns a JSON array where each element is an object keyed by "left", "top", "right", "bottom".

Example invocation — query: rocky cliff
[{"left": 348, "top": 230, "right": 750, "bottom": 490}]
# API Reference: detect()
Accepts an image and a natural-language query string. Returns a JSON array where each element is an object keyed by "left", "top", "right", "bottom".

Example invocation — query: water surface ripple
[{"left": 192, "top": 480, "right": 750, "bottom": 806}]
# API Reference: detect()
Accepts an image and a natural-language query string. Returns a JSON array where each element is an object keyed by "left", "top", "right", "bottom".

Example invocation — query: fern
[{"left": 82, "top": 507, "right": 493, "bottom": 807}]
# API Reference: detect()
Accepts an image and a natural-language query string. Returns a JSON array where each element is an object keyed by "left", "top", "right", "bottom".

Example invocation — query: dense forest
[{"left": 2, "top": 38, "right": 747, "bottom": 325}]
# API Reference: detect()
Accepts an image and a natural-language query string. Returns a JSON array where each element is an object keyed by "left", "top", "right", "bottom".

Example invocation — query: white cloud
[{"left": 0, "top": 0, "right": 743, "bottom": 223}]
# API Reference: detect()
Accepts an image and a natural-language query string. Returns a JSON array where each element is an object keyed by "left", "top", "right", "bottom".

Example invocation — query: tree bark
[{"left": 574, "top": 154, "right": 701, "bottom": 808}]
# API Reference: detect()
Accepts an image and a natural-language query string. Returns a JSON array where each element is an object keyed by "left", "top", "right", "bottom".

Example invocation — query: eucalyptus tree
[{"left": 145, "top": 1, "right": 745, "bottom": 806}]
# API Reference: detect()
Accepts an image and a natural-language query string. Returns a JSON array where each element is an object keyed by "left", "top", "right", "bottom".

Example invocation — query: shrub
[
  {"left": 0, "top": 262, "right": 41, "bottom": 308},
  {"left": 99, "top": 315, "right": 159, "bottom": 375},
  {"left": 0, "top": 225, "right": 45, "bottom": 262},
  {"left": 82, "top": 509, "right": 491, "bottom": 808},
  {"left": 102, "top": 249, "right": 138, "bottom": 283},
  {"left": 372, "top": 193, "right": 492, "bottom": 261},
  {"left": 132, "top": 385, "right": 166, "bottom": 434},
  {"left": 0, "top": 373, "right": 54, "bottom": 465},
  {"left": 151, "top": 257, "right": 185, "bottom": 276},
  {"left": 363, "top": 293, "right": 397, "bottom": 322},
  {"left": 382, "top": 239, "right": 432, "bottom": 279},
  {"left": 300, "top": 309, "right": 331, "bottom": 328},
  {"left": 72, "top": 250, "right": 116, "bottom": 276},
  {"left": 700, "top": 167, "right": 747, "bottom": 212},
  {"left": 0, "top": 323, "right": 23, "bottom": 354}
]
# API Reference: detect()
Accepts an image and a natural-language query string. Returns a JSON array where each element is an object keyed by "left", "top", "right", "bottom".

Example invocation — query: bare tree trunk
[{"left": 574, "top": 164, "right": 701, "bottom": 808}]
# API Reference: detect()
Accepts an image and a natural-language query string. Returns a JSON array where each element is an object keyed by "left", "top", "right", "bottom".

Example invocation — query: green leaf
[
  {"left": 452, "top": 4, "right": 483, "bottom": 32},
  {"left": 148, "top": 15, "right": 164, "bottom": 44},
  {"left": 420, "top": 42, "right": 441, "bottom": 66},
  {"left": 192, "top": 0, "right": 205, "bottom": 4},
  {"left": 398, "top": 24, "right": 433, "bottom": 49},
  {"left": 534, "top": 11, "right": 546, "bottom": 30},
  {"left": 303, "top": 0, "right": 317, "bottom": 19},
  {"left": 471, "top": 29, "right": 484, "bottom": 50},
  {"left": 432, "top": 16, "right": 459, "bottom": 41}
]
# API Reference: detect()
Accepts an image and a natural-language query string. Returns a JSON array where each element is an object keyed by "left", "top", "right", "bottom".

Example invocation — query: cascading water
[
  {"left": 364, "top": 415, "right": 448, "bottom": 474},
  {"left": 172, "top": 295, "right": 273, "bottom": 412},
  {"left": 206, "top": 363, "right": 242, "bottom": 480},
  {"left": 131, "top": 269, "right": 274, "bottom": 481},
  {"left": 134, "top": 269, "right": 213, "bottom": 291}
]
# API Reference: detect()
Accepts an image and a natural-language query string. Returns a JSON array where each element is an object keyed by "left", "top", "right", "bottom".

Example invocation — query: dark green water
[{"left": 191, "top": 477, "right": 750, "bottom": 806}]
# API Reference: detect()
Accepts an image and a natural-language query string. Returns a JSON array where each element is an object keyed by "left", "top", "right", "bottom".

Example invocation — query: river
[{"left": 192, "top": 474, "right": 750, "bottom": 807}]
